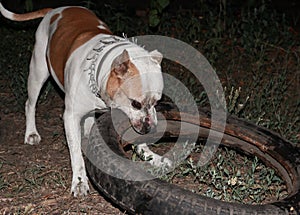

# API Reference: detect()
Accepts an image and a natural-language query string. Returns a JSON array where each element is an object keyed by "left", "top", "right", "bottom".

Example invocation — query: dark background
[{"left": 1, "top": 0, "right": 300, "bottom": 28}]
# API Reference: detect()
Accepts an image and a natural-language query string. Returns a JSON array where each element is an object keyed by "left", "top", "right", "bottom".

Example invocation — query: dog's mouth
[{"left": 131, "top": 118, "right": 156, "bottom": 135}]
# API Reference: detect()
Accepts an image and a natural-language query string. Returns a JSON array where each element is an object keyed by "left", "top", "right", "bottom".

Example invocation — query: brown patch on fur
[
  {"left": 106, "top": 61, "right": 141, "bottom": 99},
  {"left": 50, "top": 13, "right": 59, "bottom": 25},
  {"left": 48, "top": 7, "right": 112, "bottom": 86}
]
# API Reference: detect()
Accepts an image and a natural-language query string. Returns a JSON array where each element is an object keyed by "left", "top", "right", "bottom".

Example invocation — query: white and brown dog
[{"left": 0, "top": 4, "right": 166, "bottom": 196}]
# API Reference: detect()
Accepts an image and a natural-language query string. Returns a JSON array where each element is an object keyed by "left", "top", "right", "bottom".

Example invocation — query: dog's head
[{"left": 106, "top": 49, "right": 163, "bottom": 134}]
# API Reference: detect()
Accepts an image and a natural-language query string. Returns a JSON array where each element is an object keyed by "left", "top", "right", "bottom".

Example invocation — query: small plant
[
  {"left": 163, "top": 143, "right": 288, "bottom": 204},
  {"left": 0, "top": 162, "right": 8, "bottom": 191},
  {"left": 25, "top": 0, "right": 34, "bottom": 12},
  {"left": 24, "top": 165, "right": 46, "bottom": 188},
  {"left": 225, "top": 86, "right": 249, "bottom": 116},
  {"left": 81, "top": 0, "right": 96, "bottom": 10},
  {"left": 149, "top": 0, "right": 170, "bottom": 27}
]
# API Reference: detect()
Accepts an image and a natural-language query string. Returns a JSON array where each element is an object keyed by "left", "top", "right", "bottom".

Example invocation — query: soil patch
[{"left": 0, "top": 78, "right": 123, "bottom": 214}]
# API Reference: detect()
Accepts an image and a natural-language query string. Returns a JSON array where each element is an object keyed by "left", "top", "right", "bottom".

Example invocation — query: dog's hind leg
[{"left": 24, "top": 23, "right": 50, "bottom": 145}]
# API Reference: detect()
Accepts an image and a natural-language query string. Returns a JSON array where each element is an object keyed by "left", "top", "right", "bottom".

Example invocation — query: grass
[
  {"left": 160, "top": 143, "right": 288, "bottom": 204},
  {"left": 157, "top": 1, "right": 300, "bottom": 144},
  {"left": 2, "top": 164, "right": 68, "bottom": 197},
  {"left": 0, "top": 162, "right": 9, "bottom": 191},
  {"left": 0, "top": 26, "right": 54, "bottom": 110},
  {"left": 133, "top": 140, "right": 288, "bottom": 205},
  {"left": 0, "top": 0, "right": 299, "bottom": 206}
]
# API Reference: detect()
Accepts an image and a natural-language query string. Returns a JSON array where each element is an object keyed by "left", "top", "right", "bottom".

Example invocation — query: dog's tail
[{"left": 0, "top": 3, "right": 52, "bottom": 21}]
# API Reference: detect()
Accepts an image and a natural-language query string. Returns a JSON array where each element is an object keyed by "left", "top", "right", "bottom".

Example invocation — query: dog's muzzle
[{"left": 132, "top": 116, "right": 157, "bottom": 135}]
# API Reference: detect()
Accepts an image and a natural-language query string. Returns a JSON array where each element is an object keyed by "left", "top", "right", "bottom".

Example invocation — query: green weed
[
  {"left": 163, "top": 143, "right": 288, "bottom": 204},
  {"left": 0, "top": 162, "right": 9, "bottom": 191}
]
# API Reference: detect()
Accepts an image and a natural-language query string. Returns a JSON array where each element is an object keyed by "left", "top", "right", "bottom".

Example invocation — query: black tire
[{"left": 83, "top": 104, "right": 300, "bottom": 215}]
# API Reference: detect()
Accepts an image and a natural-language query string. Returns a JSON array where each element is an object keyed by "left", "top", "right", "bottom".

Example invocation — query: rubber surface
[{"left": 84, "top": 104, "right": 300, "bottom": 215}]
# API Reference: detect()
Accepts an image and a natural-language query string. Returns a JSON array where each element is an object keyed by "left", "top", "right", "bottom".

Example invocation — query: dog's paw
[
  {"left": 71, "top": 176, "right": 89, "bottom": 197},
  {"left": 148, "top": 154, "right": 173, "bottom": 168},
  {"left": 136, "top": 143, "right": 173, "bottom": 168},
  {"left": 25, "top": 133, "right": 41, "bottom": 145}
]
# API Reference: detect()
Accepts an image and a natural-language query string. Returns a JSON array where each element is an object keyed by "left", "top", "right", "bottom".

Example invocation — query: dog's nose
[
  {"left": 144, "top": 116, "right": 151, "bottom": 124},
  {"left": 142, "top": 117, "right": 156, "bottom": 134},
  {"left": 142, "top": 122, "right": 151, "bottom": 134}
]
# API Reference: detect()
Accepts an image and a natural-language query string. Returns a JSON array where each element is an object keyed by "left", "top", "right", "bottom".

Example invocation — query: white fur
[
  {"left": 0, "top": 3, "right": 15, "bottom": 20},
  {"left": 136, "top": 143, "right": 172, "bottom": 167},
  {"left": 19, "top": 6, "right": 165, "bottom": 197}
]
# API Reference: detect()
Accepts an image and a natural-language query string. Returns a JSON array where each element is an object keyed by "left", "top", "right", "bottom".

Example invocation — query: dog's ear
[
  {"left": 111, "top": 49, "right": 130, "bottom": 78},
  {"left": 150, "top": 50, "right": 163, "bottom": 64}
]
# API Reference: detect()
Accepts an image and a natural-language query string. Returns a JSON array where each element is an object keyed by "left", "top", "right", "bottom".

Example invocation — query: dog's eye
[{"left": 131, "top": 100, "right": 142, "bottom": 110}]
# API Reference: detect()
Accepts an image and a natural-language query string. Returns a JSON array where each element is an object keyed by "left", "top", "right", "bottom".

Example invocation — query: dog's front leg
[
  {"left": 136, "top": 143, "right": 172, "bottom": 167},
  {"left": 63, "top": 109, "right": 89, "bottom": 197}
]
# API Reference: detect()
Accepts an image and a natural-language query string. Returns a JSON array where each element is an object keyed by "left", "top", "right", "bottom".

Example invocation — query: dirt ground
[{"left": 0, "top": 79, "right": 124, "bottom": 214}]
